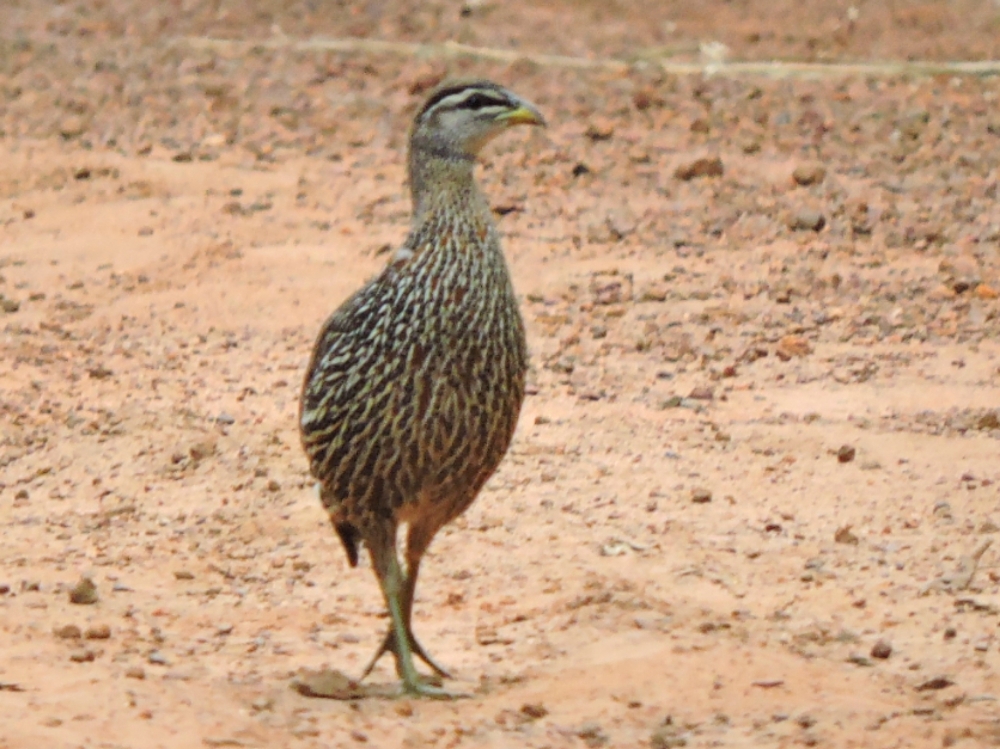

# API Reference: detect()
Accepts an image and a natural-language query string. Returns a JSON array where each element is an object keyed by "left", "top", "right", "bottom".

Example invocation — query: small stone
[
  {"left": 126, "top": 665, "right": 146, "bottom": 680},
  {"left": 85, "top": 624, "right": 112, "bottom": 640},
  {"left": 59, "top": 115, "right": 86, "bottom": 139},
  {"left": 69, "top": 648, "right": 96, "bottom": 663},
  {"left": 521, "top": 702, "right": 548, "bottom": 719},
  {"left": 147, "top": 650, "right": 169, "bottom": 665},
  {"left": 792, "top": 164, "right": 827, "bottom": 186},
  {"left": 691, "top": 488, "right": 712, "bottom": 504},
  {"left": 871, "top": 639, "right": 892, "bottom": 659},
  {"left": 577, "top": 722, "right": 608, "bottom": 748},
  {"left": 916, "top": 676, "right": 954, "bottom": 691},
  {"left": 174, "top": 570, "right": 195, "bottom": 580},
  {"left": 674, "top": 156, "right": 724, "bottom": 181},
  {"left": 267, "top": 479, "right": 281, "bottom": 492},
  {"left": 650, "top": 724, "right": 687, "bottom": 749},
  {"left": 687, "top": 386, "right": 714, "bottom": 401},
  {"left": 291, "top": 667, "right": 364, "bottom": 699},
  {"left": 976, "top": 411, "right": 1000, "bottom": 431},
  {"left": 835, "top": 525, "right": 859, "bottom": 545},
  {"left": 836, "top": 445, "right": 856, "bottom": 463},
  {"left": 54, "top": 624, "right": 82, "bottom": 639},
  {"left": 137, "top": 227, "right": 154, "bottom": 237},
  {"left": 974, "top": 283, "right": 998, "bottom": 300},
  {"left": 216, "top": 412, "right": 235, "bottom": 425},
  {"left": 69, "top": 577, "right": 99, "bottom": 605},
  {"left": 776, "top": 335, "right": 812, "bottom": 360},
  {"left": 1, "top": 297, "right": 20, "bottom": 313},
  {"left": 789, "top": 209, "right": 826, "bottom": 232},
  {"left": 639, "top": 283, "right": 668, "bottom": 302},
  {"left": 189, "top": 441, "right": 216, "bottom": 462},
  {"left": 585, "top": 118, "right": 614, "bottom": 141}
]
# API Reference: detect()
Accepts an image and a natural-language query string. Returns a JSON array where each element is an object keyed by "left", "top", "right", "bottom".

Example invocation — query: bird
[{"left": 299, "top": 80, "right": 545, "bottom": 698}]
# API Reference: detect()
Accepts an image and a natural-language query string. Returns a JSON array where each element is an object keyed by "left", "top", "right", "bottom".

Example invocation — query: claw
[{"left": 360, "top": 627, "right": 452, "bottom": 681}]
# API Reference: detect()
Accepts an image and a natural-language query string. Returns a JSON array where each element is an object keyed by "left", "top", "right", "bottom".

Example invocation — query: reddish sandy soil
[{"left": 3, "top": 2, "right": 1000, "bottom": 747}]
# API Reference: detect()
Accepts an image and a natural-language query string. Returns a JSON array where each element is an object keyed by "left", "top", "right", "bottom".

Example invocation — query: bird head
[{"left": 410, "top": 80, "right": 546, "bottom": 160}]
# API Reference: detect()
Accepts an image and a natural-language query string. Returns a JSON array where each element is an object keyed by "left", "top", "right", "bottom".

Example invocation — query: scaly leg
[
  {"left": 368, "top": 527, "right": 455, "bottom": 698},
  {"left": 360, "top": 521, "right": 451, "bottom": 680}
]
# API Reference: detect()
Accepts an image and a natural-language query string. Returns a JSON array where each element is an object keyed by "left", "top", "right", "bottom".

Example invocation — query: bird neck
[{"left": 408, "top": 141, "right": 489, "bottom": 224}]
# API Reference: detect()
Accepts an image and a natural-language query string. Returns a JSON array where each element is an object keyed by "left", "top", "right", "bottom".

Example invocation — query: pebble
[
  {"left": 126, "top": 666, "right": 146, "bottom": 680},
  {"left": 59, "top": 115, "right": 86, "bottom": 139},
  {"left": 585, "top": 118, "right": 614, "bottom": 141},
  {"left": 674, "top": 156, "right": 724, "bottom": 181},
  {"left": 291, "top": 667, "right": 364, "bottom": 699},
  {"left": 69, "top": 577, "right": 99, "bottom": 605},
  {"left": 691, "top": 488, "right": 713, "bottom": 504},
  {"left": 54, "top": 624, "right": 82, "bottom": 639},
  {"left": 789, "top": 209, "right": 826, "bottom": 232},
  {"left": 69, "top": 648, "right": 96, "bottom": 663},
  {"left": 871, "top": 639, "right": 892, "bottom": 659},
  {"left": 147, "top": 650, "right": 169, "bottom": 665},
  {"left": 792, "top": 163, "right": 827, "bottom": 186},
  {"left": 776, "top": 335, "right": 812, "bottom": 360},
  {"left": 85, "top": 624, "right": 112, "bottom": 640},
  {"left": 521, "top": 702, "right": 548, "bottom": 719},
  {"left": 836, "top": 445, "right": 856, "bottom": 463}
]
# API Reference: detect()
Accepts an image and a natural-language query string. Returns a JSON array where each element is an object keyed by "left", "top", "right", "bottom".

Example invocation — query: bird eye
[{"left": 463, "top": 93, "right": 496, "bottom": 110}]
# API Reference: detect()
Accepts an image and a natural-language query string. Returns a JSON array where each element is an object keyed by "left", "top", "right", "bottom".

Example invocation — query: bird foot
[
  {"left": 361, "top": 628, "right": 453, "bottom": 681},
  {"left": 398, "top": 677, "right": 472, "bottom": 700}
]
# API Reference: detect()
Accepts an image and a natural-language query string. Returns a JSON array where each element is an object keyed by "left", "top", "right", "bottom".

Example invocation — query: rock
[
  {"left": 916, "top": 676, "right": 954, "bottom": 691},
  {"left": 974, "top": 283, "right": 998, "bottom": 300},
  {"left": 691, "top": 488, "right": 712, "bottom": 504},
  {"left": 674, "top": 156, "right": 724, "bottom": 181},
  {"left": 977, "top": 411, "right": 1000, "bottom": 430},
  {"left": 835, "top": 525, "right": 859, "bottom": 544},
  {"left": 639, "top": 283, "right": 668, "bottom": 302},
  {"left": 836, "top": 445, "right": 856, "bottom": 463},
  {"left": 59, "top": 115, "right": 87, "bottom": 139},
  {"left": 147, "top": 650, "right": 169, "bottom": 665},
  {"left": 927, "top": 283, "right": 957, "bottom": 301},
  {"left": 520, "top": 702, "right": 548, "bottom": 719},
  {"left": 125, "top": 666, "right": 146, "bottom": 680},
  {"left": 69, "top": 648, "right": 96, "bottom": 663},
  {"left": 291, "top": 667, "right": 365, "bottom": 699},
  {"left": 789, "top": 208, "right": 826, "bottom": 232},
  {"left": 585, "top": 118, "right": 614, "bottom": 141},
  {"left": 939, "top": 255, "right": 981, "bottom": 293},
  {"left": 776, "top": 335, "right": 812, "bottom": 360},
  {"left": 687, "top": 386, "right": 714, "bottom": 401},
  {"left": 871, "top": 639, "right": 892, "bottom": 659},
  {"left": 632, "top": 87, "right": 665, "bottom": 111},
  {"left": 85, "top": 624, "right": 112, "bottom": 640},
  {"left": 69, "top": 577, "right": 99, "bottom": 605},
  {"left": 0, "top": 297, "right": 20, "bottom": 314},
  {"left": 577, "top": 722, "right": 608, "bottom": 748},
  {"left": 54, "top": 624, "right": 82, "bottom": 639},
  {"left": 650, "top": 721, "right": 687, "bottom": 749},
  {"left": 792, "top": 163, "right": 827, "bottom": 186}
]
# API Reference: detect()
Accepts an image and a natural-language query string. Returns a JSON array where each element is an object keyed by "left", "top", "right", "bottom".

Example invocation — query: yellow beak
[{"left": 497, "top": 102, "right": 547, "bottom": 127}]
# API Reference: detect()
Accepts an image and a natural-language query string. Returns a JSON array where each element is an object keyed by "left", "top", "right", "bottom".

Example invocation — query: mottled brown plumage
[{"left": 299, "top": 80, "right": 545, "bottom": 697}]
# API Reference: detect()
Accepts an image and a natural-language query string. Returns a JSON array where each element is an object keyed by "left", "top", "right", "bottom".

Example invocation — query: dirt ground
[{"left": 3, "top": 1, "right": 1000, "bottom": 747}]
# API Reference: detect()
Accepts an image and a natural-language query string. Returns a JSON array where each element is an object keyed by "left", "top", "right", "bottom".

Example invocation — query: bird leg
[
  {"left": 361, "top": 522, "right": 451, "bottom": 680},
  {"left": 359, "top": 556, "right": 451, "bottom": 680},
  {"left": 369, "top": 529, "right": 454, "bottom": 698}
]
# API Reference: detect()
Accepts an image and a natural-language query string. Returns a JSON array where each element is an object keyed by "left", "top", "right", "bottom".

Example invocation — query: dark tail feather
[{"left": 334, "top": 521, "right": 361, "bottom": 568}]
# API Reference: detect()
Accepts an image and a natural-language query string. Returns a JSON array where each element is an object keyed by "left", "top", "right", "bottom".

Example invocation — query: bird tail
[{"left": 334, "top": 520, "right": 361, "bottom": 568}]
